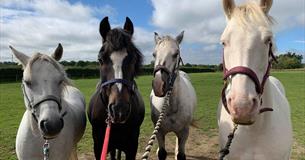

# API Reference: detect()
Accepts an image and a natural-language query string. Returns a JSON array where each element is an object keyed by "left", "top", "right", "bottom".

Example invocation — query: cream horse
[
  {"left": 218, "top": 0, "right": 292, "bottom": 159},
  {"left": 150, "top": 32, "right": 197, "bottom": 160},
  {"left": 10, "top": 44, "right": 86, "bottom": 160}
]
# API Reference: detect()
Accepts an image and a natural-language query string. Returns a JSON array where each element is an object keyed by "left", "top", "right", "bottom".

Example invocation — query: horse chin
[
  {"left": 39, "top": 127, "right": 61, "bottom": 139},
  {"left": 231, "top": 115, "right": 256, "bottom": 125}
]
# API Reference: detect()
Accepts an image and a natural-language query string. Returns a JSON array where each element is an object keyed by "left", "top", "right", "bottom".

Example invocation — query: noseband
[
  {"left": 21, "top": 81, "right": 66, "bottom": 123},
  {"left": 221, "top": 43, "right": 276, "bottom": 114},
  {"left": 153, "top": 57, "right": 183, "bottom": 88}
]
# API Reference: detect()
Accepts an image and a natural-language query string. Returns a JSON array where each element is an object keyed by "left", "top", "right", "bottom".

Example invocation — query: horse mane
[
  {"left": 24, "top": 53, "right": 72, "bottom": 86},
  {"left": 231, "top": 1, "right": 275, "bottom": 28},
  {"left": 103, "top": 28, "right": 143, "bottom": 76}
]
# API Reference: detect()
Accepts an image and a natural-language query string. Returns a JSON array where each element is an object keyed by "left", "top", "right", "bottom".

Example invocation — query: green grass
[{"left": 0, "top": 72, "right": 304, "bottom": 159}]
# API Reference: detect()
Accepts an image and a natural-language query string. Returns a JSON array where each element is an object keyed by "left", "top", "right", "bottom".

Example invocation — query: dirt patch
[
  {"left": 79, "top": 127, "right": 304, "bottom": 159},
  {"left": 79, "top": 127, "right": 218, "bottom": 160}
]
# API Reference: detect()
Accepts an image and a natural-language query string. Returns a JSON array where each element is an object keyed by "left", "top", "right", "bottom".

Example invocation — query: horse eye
[
  {"left": 152, "top": 52, "right": 156, "bottom": 58},
  {"left": 221, "top": 41, "right": 226, "bottom": 46},
  {"left": 24, "top": 80, "right": 32, "bottom": 86},
  {"left": 98, "top": 58, "right": 104, "bottom": 65},
  {"left": 58, "top": 80, "right": 64, "bottom": 85},
  {"left": 173, "top": 52, "right": 178, "bottom": 58},
  {"left": 265, "top": 37, "right": 272, "bottom": 44}
]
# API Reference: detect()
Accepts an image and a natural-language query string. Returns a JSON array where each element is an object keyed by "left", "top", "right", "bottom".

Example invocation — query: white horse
[
  {"left": 10, "top": 44, "right": 86, "bottom": 160},
  {"left": 218, "top": 0, "right": 292, "bottom": 159},
  {"left": 150, "top": 32, "right": 197, "bottom": 160}
]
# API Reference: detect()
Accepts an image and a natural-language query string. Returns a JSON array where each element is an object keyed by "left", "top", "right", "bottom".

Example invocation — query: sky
[{"left": 0, "top": 0, "right": 304, "bottom": 64}]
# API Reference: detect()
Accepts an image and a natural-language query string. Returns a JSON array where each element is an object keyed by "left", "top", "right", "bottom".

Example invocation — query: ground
[{"left": 79, "top": 127, "right": 219, "bottom": 160}]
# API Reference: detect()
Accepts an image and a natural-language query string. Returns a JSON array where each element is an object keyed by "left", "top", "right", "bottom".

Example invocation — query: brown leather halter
[{"left": 221, "top": 43, "right": 277, "bottom": 114}]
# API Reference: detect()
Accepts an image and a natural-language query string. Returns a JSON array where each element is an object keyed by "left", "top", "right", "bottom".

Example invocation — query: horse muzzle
[
  {"left": 152, "top": 72, "right": 169, "bottom": 97},
  {"left": 39, "top": 116, "right": 64, "bottom": 139},
  {"left": 108, "top": 102, "right": 131, "bottom": 124}
]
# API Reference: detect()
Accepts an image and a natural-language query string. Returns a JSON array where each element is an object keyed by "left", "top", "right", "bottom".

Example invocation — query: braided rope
[
  {"left": 219, "top": 124, "right": 238, "bottom": 160},
  {"left": 141, "top": 89, "right": 173, "bottom": 160}
]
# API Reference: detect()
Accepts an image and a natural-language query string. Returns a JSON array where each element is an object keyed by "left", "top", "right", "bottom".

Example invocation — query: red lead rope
[{"left": 101, "top": 120, "right": 111, "bottom": 160}]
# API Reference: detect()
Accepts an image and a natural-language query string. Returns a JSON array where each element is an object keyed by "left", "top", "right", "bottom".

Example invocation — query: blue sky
[{"left": 0, "top": 0, "right": 304, "bottom": 64}]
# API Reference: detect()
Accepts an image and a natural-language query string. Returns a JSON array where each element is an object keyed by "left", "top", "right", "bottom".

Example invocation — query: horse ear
[
  {"left": 52, "top": 43, "right": 63, "bottom": 61},
  {"left": 260, "top": 0, "right": 273, "bottom": 14},
  {"left": 223, "top": 0, "right": 235, "bottom": 19},
  {"left": 124, "top": 17, "right": 134, "bottom": 35},
  {"left": 176, "top": 31, "right": 184, "bottom": 44},
  {"left": 9, "top": 46, "right": 29, "bottom": 68},
  {"left": 99, "top": 16, "right": 111, "bottom": 41},
  {"left": 154, "top": 32, "right": 161, "bottom": 44}
]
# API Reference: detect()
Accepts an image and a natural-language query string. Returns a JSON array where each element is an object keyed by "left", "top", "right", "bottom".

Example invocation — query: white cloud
[
  {"left": 0, "top": 0, "right": 136, "bottom": 62},
  {"left": 151, "top": 0, "right": 305, "bottom": 64}
]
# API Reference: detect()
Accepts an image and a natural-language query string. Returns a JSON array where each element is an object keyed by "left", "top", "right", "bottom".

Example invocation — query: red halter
[{"left": 221, "top": 43, "right": 277, "bottom": 114}]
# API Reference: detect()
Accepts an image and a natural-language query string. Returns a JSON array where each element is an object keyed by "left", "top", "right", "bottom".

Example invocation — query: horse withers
[
  {"left": 150, "top": 32, "right": 197, "bottom": 160},
  {"left": 10, "top": 44, "right": 86, "bottom": 160},
  {"left": 88, "top": 17, "right": 145, "bottom": 160},
  {"left": 218, "top": 0, "right": 292, "bottom": 159}
]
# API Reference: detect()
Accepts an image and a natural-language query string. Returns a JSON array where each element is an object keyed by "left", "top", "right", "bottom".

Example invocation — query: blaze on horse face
[{"left": 98, "top": 17, "right": 141, "bottom": 123}]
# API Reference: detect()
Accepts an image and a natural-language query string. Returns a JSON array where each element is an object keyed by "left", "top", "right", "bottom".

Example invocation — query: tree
[{"left": 272, "top": 52, "right": 303, "bottom": 69}]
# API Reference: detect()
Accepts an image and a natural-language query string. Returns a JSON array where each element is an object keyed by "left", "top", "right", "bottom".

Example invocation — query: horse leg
[
  {"left": 92, "top": 125, "right": 105, "bottom": 160},
  {"left": 125, "top": 129, "right": 140, "bottom": 160},
  {"left": 110, "top": 149, "right": 116, "bottom": 160},
  {"left": 69, "top": 146, "right": 78, "bottom": 160},
  {"left": 175, "top": 127, "right": 189, "bottom": 160},
  {"left": 156, "top": 133, "right": 167, "bottom": 160},
  {"left": 116, "top": 150, "right": 122, "bottom": 160}
]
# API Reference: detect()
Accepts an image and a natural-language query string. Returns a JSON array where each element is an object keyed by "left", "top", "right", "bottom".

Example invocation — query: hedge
[{"left": 0, "top": 67, "right": 215, "bottom": 82}]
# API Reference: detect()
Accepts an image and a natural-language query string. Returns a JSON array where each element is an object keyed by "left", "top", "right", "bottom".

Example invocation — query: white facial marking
[{"left": 110, "top": 51, "right": 127, "bottom": 92}]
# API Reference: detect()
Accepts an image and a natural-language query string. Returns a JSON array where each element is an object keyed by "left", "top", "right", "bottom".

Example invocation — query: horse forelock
[
  {"left": 24, "top": 53, "right": 72, "bottom": 87},
  {"left": 231, "top": 1, "right": 274, "bottom": 29},
  {"left": 101, "top": 28, "right": 143, "bottom": 77},
  {"left": 157, "top": 35, "right": 178, "bottom": 46}
]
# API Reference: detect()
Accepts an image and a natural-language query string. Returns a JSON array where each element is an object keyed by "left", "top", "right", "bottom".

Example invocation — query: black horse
[{"left": 88, "top": 17, "right": 145, "bottom": 160}]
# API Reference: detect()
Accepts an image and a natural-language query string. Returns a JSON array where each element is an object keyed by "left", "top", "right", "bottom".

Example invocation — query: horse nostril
[
  {"left": 252, "top": 98, "right": 258, "bottom": 107},
  {"left": 40, "top": 120, "right": 48, "bottom": 133},
  {"left": 228, "top": 97, "right": 232, "bottom": 106},
  {"left": 109, "top": 104, "right": 115, "bottom": 117},
  {"left": 59, "top": 118, "right": 64, "bottom": 129}
]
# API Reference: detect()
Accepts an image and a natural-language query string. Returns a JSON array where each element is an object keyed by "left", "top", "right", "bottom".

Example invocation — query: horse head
[
  {"left": 221, "top": 0, "right": 275, "bottom": 125},
  {"left": 98, "top": 17, "right": 143, "bottom": 124},
  {"left": 10, "top": 44, "right": 68, "bottom": 138}
]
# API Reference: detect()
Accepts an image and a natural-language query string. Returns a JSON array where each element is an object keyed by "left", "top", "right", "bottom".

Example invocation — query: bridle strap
[
  {"left": 221, "top": 43, "right": 275, "bottom": 114},
  {"left": 101, "top": 78, "right": 135, "bottom": 91},
  {"left": 224, "top": 66, "right": 262, "bottom": 94},
  {"left": 21, "top": 82, "right": 63, "bottom": 122}
]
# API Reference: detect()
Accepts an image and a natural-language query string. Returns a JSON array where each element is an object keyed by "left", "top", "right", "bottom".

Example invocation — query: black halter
[
  {"left": 153, "top": 57, "right": 183, "bottom": 88},
  {"left": 21, "top": 80, "right": 66, "bottom": 122}
]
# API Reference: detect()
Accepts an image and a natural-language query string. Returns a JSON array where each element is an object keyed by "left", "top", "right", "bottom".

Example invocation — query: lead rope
[
  {"left": 101, "top": 118, "right": 111, "bottom": 160},
  {"left": 141, "top": 56, "right": 181, "bottom": 160},
  {"left": 219, "top": 124, "right": 238, "bottom": 160},
  {"left": 43, "top": 140, "right": 50, "bottom": 160},
  {"left": 141, "top": 88, "right": 173, "bottom": 160}
]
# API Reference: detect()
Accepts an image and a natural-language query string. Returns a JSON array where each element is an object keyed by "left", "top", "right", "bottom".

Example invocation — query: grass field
[{"left": 0, "top": 72, "right": 304, "bottom": 159}]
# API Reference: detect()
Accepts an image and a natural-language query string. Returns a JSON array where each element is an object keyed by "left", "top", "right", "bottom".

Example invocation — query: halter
[
  {"left": 221, "top": 43, "right": 276, "bottom": 114},
  {"left": 98, "top": 75, "right": 137, "bottom": 124},
  {"left": 153, "top": 56, "right": 183, "bottom": 91},
  {"left": 21, "top": 80, "right": 66, "bottom": 123}
]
